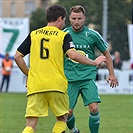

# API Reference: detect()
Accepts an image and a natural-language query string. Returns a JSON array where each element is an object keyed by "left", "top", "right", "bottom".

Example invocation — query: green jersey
[{"left": 64, "top": 26, "right": 108, "bottom": 82}]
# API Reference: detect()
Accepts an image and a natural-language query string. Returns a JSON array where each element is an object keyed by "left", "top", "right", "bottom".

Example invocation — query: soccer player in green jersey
[
  {"left": 14, "top": 4, "right": 106, "bottom": 133},
  {"left": 64, "top": 5, "right": 119, "bottom": 133}
]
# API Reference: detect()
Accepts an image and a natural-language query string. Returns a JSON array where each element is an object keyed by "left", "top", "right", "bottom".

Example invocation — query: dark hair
[
  {"left": 46, "top": 4, "right": 67, "bottom": 22},
  {"left": 69, "top": 5, "right": 85, "bottom": 15}
]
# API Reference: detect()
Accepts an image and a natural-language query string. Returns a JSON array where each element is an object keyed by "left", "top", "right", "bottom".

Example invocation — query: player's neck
[{"left": 47, "top": 22, "right": 59, "bottom": 29}]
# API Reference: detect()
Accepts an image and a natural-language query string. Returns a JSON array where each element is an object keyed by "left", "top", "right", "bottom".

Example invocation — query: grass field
[{"left": 0, "top": 93, "right": 132, "bottom": 133}]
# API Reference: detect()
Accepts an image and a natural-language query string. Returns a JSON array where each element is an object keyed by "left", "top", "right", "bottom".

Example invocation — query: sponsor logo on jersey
[
  {"left": 69, "top": 41, "right": 75, "bottom": 48},
  {"left": 85, "top": 31, "right": 89, "bottom": 37}
]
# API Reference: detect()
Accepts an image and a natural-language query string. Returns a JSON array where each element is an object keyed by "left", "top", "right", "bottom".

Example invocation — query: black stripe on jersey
[
  {"left": 17, "top": 34, "right": 31, "bottom": 56},
  {"left": 63, "top": 34, "right": 74, "bottom": 53}
]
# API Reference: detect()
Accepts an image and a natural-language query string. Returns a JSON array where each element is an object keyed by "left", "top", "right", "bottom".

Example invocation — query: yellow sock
[
  {"left": 52, "top": 121, "right": 66, "bottom": 133},
  {"left": 22, "top": 127, "right": 34, "bottom": 133}
]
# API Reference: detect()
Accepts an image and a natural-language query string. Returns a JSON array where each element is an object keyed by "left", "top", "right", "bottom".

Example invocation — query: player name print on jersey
[{"left": 36, "top": 29, "right": 59, "bottom": 36}]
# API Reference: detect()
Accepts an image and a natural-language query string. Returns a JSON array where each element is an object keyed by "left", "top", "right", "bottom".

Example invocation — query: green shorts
[{"left": 68, "top": 80, "right": 101, "bottom": 109}]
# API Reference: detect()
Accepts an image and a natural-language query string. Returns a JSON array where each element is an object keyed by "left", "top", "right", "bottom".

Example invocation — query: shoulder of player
[
  {"left": 87, "top": 28, "right": 102, "bottom": 38},
  {"left": 86, "top": 27, "right": 99, "bottom": 34},
  {"left": 31, "top": 27, "right": 43, "bottom": 33},
  {"left": 63, "top": 26, "right": 71, "bottom": 32}
]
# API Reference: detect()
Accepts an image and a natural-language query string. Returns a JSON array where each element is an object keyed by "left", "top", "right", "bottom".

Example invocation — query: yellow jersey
[{"left": 17, "top": 26, "right": 74, "bottom": 95}]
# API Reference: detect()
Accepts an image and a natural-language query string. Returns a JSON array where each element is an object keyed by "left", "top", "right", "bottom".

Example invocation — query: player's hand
[
  {"left": 106, "top": 75, "right": 119, "bottom": 88},
  {"left": 95, "top": 55, "right": 106, "bottom": 66}
]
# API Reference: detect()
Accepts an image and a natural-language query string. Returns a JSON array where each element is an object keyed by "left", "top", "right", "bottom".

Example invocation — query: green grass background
[{"left": 0, "top": 93, "right": 132, "bottom": 133}]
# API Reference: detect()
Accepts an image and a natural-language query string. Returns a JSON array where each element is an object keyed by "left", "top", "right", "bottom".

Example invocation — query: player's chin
[{"left": 73, "top": 26, "right": 83, "bottom": 31}]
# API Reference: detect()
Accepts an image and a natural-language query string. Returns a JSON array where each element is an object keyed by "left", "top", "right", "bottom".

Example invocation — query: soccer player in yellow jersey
[{"left": 14, "top": 4, "right": 106, "bottom": 133}]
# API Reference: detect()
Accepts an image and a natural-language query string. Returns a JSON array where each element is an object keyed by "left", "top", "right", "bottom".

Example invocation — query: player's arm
[
  {"left": 14, "top": 34, "right": 31, "bottom": 77},
  {"left": 63, "top": 34, "right": 106, "bottom": 66},
  {"left": 14, "top": 52, "right": 29, "bottom": 76},
  {"left": 93, "top": 31, "right": 118, "bottom": 87},
  {"left": 67, "top": 49, "right": 106, "bottom": 66},
  {"left": 103, "top": 50, "right": 119, "bottom": 87}
]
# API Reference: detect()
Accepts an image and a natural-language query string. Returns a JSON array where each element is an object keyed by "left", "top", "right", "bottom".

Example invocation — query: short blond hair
[{"left": 69, "top": 5, "right": 85, "bottom": 15}]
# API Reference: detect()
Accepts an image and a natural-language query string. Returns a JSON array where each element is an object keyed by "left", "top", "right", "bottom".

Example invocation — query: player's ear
[
  {"left": 69, "top": 14, "right": 73, "bottom": 21},
  {"left": 69, "top": 15, "right": 71, "bottom": 20},
  {"left": 84, "top": 15, "right": 86, "bottom": 21},
  {"left": 57, "top": 16, "right": 62, "bottom": 22}
]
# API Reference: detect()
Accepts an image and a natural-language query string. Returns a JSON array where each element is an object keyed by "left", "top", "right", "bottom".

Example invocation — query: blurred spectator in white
[{"left": 113, "top": 51, "right": 123, "bottom": 70}]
